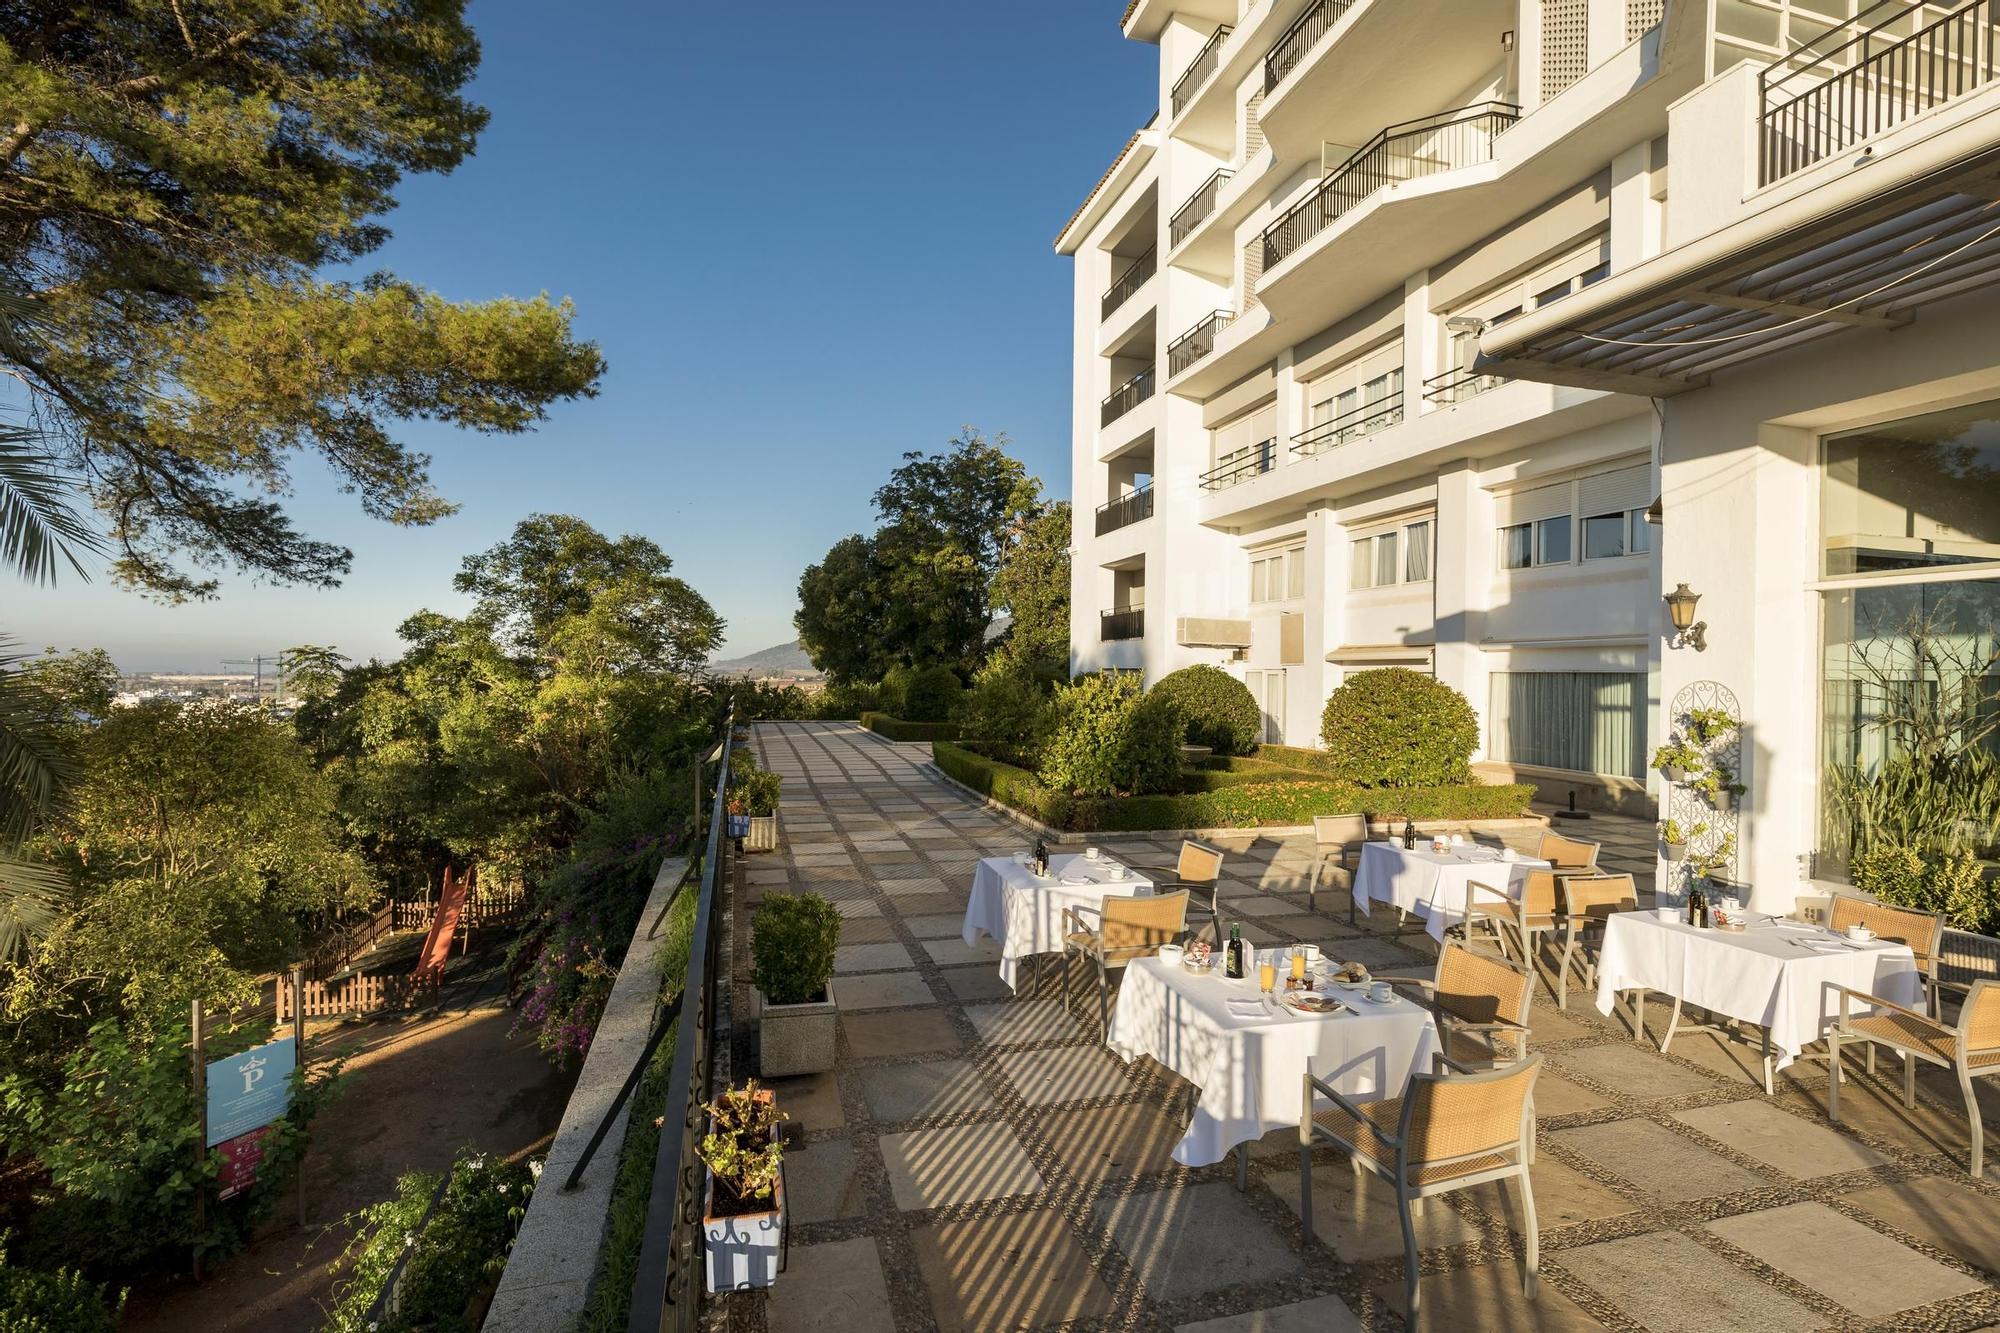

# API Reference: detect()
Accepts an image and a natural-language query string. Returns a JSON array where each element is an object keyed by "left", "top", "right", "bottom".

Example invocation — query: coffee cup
[
  {"left": 1369, "top": 980, "right": 1395, "bottom": 1003},
  {"left": 1085, "top": 846, "right": 1101, "bottom": 861},
  {"left": 1299, "top": 943, "right": 1321, "bottom": 965},
  {"left": 1109, "top": 864, "right": 1128, "bottom": 880},
  {"left": 1846, "top": 924, "right": 1874, "bottom": 942}
]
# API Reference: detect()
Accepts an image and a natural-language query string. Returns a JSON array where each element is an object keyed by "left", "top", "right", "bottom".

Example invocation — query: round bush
[
  {"left": 957, "top": 664, "right": 1052, "bottom": 766},
  {"left": 1150, "top": 665, "right": 1261, "bottom": 755},
  {"left": 1318, "top": 668, "right": 1478, "bottom": 787},
  {"left": 875, "top": 664, "right": 914, "bottom": 718},
  {"left": 901, "top": 664, "right": 964, "bottom": 722},
  {"left": 1037, "top": 673, "right": 1182, "bottom": 798}
]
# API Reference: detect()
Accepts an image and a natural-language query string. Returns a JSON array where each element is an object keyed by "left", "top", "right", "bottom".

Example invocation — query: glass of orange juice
[
  {"left": 1258, "top": 957, "right": 1278, "bottom": 995},
  {"left": 1289, "top": 948, "right": 1307, "bottom": 983}
]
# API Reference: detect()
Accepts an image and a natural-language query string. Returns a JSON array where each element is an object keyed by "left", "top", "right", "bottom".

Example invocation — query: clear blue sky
[{"left": 10, "top": 1, "right": 1153, "bottom": 672}]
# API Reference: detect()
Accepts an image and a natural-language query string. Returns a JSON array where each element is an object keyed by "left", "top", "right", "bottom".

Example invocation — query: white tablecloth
[
  {"left": 1351, "top": 842, "right": 1548, "bottom": 942},
  {"left": 1106, "top": 955, "right": 1440, "bottom": 1166},
  {"left": 962, "top": 853, "right": 1154, "bottom": 991},
  {"left": 1594, "top": 911, "right": 1922, "bottom": 1069}
]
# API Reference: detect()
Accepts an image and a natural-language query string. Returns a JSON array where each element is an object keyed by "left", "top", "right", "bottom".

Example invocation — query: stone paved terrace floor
[{"left": 726, "top": 722, "right": 2000, "bottom": 1332}]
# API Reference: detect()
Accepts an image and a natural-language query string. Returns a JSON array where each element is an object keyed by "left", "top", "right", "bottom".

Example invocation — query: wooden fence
[
  {"left": 278, "top": 970, "right": 442, "bottom": 1022},
  {"left": 392, "top": 885, "right": 526, "bottom": 932}
]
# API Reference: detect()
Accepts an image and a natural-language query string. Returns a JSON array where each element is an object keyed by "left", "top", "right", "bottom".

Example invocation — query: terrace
[{"left": 613, "top": 721, "right": 2000, "bottom": 1332}]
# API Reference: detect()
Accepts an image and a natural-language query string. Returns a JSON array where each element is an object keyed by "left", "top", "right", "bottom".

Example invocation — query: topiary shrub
[
  {"left": 876, "top": 665, "right": 914, "bottom": 718},
  {"left": 1038, "top": 673, "right": 1183, "bottom": 798},
  {"left": 901, "top": 664, "right": 964, "bottom": 723},
  {"left": 957, "top": 664, "right": 1053, "bottom": 767},
  {"left": 1150, "top": 665, "right": 1262, "bottom": 755},
  {"left": 1318, "top": 668, "right": 1479, "bottom": 787},
  {"left": 751, "top": 892, "right": 842, "bottom": 1005}
]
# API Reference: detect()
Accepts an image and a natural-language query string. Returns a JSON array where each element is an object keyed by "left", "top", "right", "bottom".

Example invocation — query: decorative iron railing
[
  {"left": 1422, "top": 364, "right": 1507, "bottom": 406},
  {"left": 627, "top": 714, "right": 735, "bottom": 1333},
  {"left": 1095, "top": 483, "right": 1156, "bottom": 536},
  {"left": 1261, "top": 102, "right": 1519, "bottom": 270},
  {"left": 1759, "top": 0, "right": 2000, "bottom": 184},
  {"left": 1170, "top": 168, "right": 1234, "bottom": 246},
  {"left": 1265, "top": 0, "right": 1360, "bottom": 92},
  {"left": 1168, "top": 309, "right": 1235, "bottom": 375},
  {"left": 1101, "top": 607, "right": 1145, "bottom": 641},
  {"left": 1200, "top": 438, "right": 1277, "bottom": 491},
  {"left": 1291, "top": 395, "right": 1403, "bottom": 456},
  {"left": 1101, "top": 246, "right": 1157, "bottom": 320},
  {"left": 1101, "top": 367, "right": 1156, "bottom": 427},
  {"left": 1173, "top": 25, "right": 1233, "bottom": 114}
]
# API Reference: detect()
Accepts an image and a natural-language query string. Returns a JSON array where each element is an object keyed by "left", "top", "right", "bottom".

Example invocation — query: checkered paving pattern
[{"left": 727, "top": 722, "right": 2000, "bottom": 1333}]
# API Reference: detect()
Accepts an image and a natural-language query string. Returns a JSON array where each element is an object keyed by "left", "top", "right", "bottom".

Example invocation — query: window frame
[
  {"left": 1249, "top": 542, "right": 1307, "bottom": 605},
  {"left": 1349, "top": 515, "right": 1435, "bottom": 589}
]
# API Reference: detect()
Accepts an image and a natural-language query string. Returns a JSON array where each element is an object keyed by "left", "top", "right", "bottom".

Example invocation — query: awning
[
  {"left": 1326, "top": 643, "right": 1434, "bottom": 665},
  {"left": 1478, "top": 118, "right": 2000, "bottom": 394}
]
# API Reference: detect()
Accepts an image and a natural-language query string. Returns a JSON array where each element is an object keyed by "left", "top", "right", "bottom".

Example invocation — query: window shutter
[
  {"left": 1578, "top": 465, "right": 1650, "bottom": 517},
  {"left": 1626, "top": 0, "right": 1664, "bottom": 41},
  {"left": 1495, "top": 481, "right": 1571, "bottom": 527},
  {"left": 1280, "top": 612, "right": 1304, "bottom": 665},
  {"left": 1250, "top": 404, "right": 1277, "bottom": 444},
  {"left": 1213, "top": 412, "right": 1253, "bottom": 458}
]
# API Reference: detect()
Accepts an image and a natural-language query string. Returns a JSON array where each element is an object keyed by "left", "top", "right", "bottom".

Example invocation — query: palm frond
[
  {"left": 0, "top": 428, "right": 98, "bottom": 586},
  {"left": 0, "top": 847, "right": 70, "bottom": 962},
  {"left": 0, "top": 643, "right": 76, "bottom": 844}
]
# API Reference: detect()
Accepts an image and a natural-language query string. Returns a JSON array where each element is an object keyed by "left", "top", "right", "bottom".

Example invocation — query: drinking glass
[
  {"left": 1289, "top": 949, "right": 1307, "bottom": 983},
  {"left": 1258, "top": 959, "right": 1278, "bottom": 995}
]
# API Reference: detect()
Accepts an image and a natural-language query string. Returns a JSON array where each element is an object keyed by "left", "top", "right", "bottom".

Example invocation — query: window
[
  {"left": 1250, "top": 544, "right": 1305, "bottom": 603},
  {"left": 1246, "top": 669, "right": 1287, "bottom": 743},
  {"left": 1499, "top": 463, "right": 1650, "bottom": 570},
  {"left": 1350, "top": 518, "right": 1433, "bottom": 589},
  {"left": 1500, "top": 516, "right": 1571, "bottom": 568},
  {"left": 1301, "top": 345, "right": 1404, "bottom": 453},
  {"left": 1578, "top": 463, "right": 1652, "bottom": 562},
  {"left": 1536, "top": 516, "right": 1572, "bottom": 565},
  {"left": 1821, "top": 400, "right": 2000, "bottom": 577},
  {"left": 1488, "top": 672, "right": 1648, "bottom": 778},
  {"left": 1501, "top": 523, "right": 1533, "bottom": 570},
  {"left": 1527, "top": 236, "right": 1612, "bottom": 312}
]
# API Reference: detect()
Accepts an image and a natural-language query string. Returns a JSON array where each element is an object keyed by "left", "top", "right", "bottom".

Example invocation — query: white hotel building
[{"left": 1058, "top": 0, "right": 2000, "bottom": 911}]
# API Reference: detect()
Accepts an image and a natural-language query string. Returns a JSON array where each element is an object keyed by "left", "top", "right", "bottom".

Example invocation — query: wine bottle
[
  {"left": 1225, "top": 922, "right": 1246, "bottom": 980},
  {"left": 1033, "top": 838, "right": 1047, "bottom": 877},
  {"left": 1696, "top": 884, "right": 1711, "bottom": 929},
  {"left": 1402, "top": 818, "right": 1417, "bottom": 850}
]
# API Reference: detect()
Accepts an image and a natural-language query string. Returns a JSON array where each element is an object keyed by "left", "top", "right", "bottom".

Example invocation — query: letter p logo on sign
[{"left": 207, "top": 1038, "right": 296, "bottom": 1147}]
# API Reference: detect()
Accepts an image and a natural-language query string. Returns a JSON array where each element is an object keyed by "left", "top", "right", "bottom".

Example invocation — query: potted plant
[
  {"left": 1650, "top": 737, "right": 1704, "bottom": 784},
  {"left": 752, "top": 891, "right": 842, "bottom": 1077},
  {"left": 740, "top": 769, "right": 782, "bottom": 853},
  {"left": 1658, "top": 817, "right": 1704, "bottom": 861},
  {"left": 698, "top": 1081, "right": 787, "bottom": 1292},
  {"left": 1682, "top": 706, "right": 1739, "bottom": 746}
]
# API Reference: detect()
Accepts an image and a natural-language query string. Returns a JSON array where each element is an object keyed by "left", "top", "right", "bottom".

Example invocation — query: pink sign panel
[{"left": 216, "top": 1125, "right": 272, "bottom": 1201}]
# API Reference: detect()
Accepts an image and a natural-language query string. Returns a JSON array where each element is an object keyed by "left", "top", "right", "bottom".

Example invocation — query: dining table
[
  {"left": 1351, "top": 840, "right": 1549, "bottom": 942},
  {"left": 961, "top": 852, "right": 1154, "bottom": 992},
  {"left": 1104, "top": 951, "right": 1440, "bottom": 1168},
  {"left": 1593, "top": 909, "right": 1923, "bottom": 1092}
]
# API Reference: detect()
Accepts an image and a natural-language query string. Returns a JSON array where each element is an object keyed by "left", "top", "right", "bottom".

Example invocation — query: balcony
[
  {"left": 1200, "top": 438, "right": 1276, "bottom": 491},
  {"left": 1262, "top": 102, "right": 1518, "bottom": 271},
  {"left": 1101, "top": 367, "right": 1155, "bottom": 428},
  {"left": 1100, "top": 606, "right": 1145, "bottom": 641},
  {"left": 1172, "top": 25, "right": 1232, "bottom": 116},
  {"left": 1095, "top": 484, "right": 1155, "bottom": 537},
  {"left": 1169, "top": 168, "right": 1233, "bottom": 247},
  {"left": 1263, "top": 0, "right": 1357, "bottom": 93},
  {"left": 1291, "top": 394, "right": 1402, "bottom": 457},
  {"left": 1168, "top": 309, "right": 1234, "bottom": 375},
  {"left": 1423, "top": 364, "right": 1506, "bottom": 406},
  {"left": 1100, "top": 246, "right": 1157, "bottom": 321}
]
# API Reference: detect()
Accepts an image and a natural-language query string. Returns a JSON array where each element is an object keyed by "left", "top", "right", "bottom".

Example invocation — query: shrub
[
  {"left": 1854, "top": 841, "right": 1996, "bottom": 933},
  {"left": 1150, "top": 665, "right": 1262, "bottom": 756},
  {"left": 860, "top": 712, "right": 960, "bottom": 742},
  {"left": 750, "top": 892, "right": 842, "bottom": 1005},
  {"left": 1319, "top": 668, "right": 1479, "bottom": 787},
  {"left": 957, "top": 664, "right": 1052, "bottom": 766},
  {"left": 1038, "top": 673, "right": 1183, "bottom": 798},
  {"left": 901, "top": 664, "right": 963, "bottom": 723},
  {"left": 933, "top": 743, "right": 1072, "bottom": 828},
  {"left": 696, "top": 1082, "right": 786, "bottom": 1214},
  {"left": 727, "top": 753, "right": 782, "bottom": 817},
  {"left": 1075, "top": 780, "right": 1536, "bottom": 833},
  {"left": 0, "top": 1239, "right": 122, "bottom": 1333},
  {"left": 818, "top": 680, "right": 881, "bottom": 719},
  {"left": 876, "top": 665, "right": 915, "bottom": 717},
  {"left": 322, "top": 1149, "right": 535, "bottom": 1333}
]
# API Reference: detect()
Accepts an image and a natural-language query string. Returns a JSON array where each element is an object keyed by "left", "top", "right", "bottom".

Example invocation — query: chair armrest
[
  {"left": 1306, "top": 1075, "right": 1400, "bottom": 1149},
  {"left": 1061, "top": 905, "right": 1100, "bottom": 939},
  {"left": 1830, "top": 983, "right": 1948, "bottom": 1032},
  {"left": 1465, "top": 881, "right": 1517, "bottom": 904},
  {"left": 1443, "top": 1016, "right": 1530, "bottom": 1035},
  {"left": 1431, "top": 1052, "right": 1483, "bottom": 1077}
]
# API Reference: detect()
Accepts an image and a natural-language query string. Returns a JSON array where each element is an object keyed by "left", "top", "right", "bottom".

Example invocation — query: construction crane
[{"left": 221, "top": 653, "right": 285, "bottom": 707}]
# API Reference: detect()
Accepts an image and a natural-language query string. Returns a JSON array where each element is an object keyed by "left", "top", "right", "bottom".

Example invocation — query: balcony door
[{"left": 1247, "top": 669, "right": 1287, "bottom": 743}]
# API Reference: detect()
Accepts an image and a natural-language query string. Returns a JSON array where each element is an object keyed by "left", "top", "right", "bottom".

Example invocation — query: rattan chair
[
  {"left": 1829, "top": 894, "right": 1946, "bottom": 1014},
  {"left": 1464, "top": 869, "right": 1563, "bottom": 973},
  {"left": 1307, "top": 813, "right": 1369, "bottom": 917},
  {"left": 1827, "top": 979, "right": 2000, "bottom": 1176},
  {"left": 1160, "top": 841, "right": 1226, "bottom": 946},
  {"left": 1062, "top": 890, "right": 1190, "bottom": 1035},
  {"left": 1536, "top": 830, "right": 1601, "bottom": 875},
  {"left": 1301, "top": 1053, "right": 1542, "bottom": 1323},
  {"left": 1387, "top": 941, "right": 1534, "bottom": 1068},
  {"left": 1555, "top": 873, "right": 1639, "bottom": 1011}
]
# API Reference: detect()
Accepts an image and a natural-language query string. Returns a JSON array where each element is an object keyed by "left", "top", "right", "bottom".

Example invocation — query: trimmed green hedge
[
  {"left": 861, "top": 712, "right": 961, "bottom": 743},
  {"left": 935, "top": 743, "right": 1534, "bottom": 832}
]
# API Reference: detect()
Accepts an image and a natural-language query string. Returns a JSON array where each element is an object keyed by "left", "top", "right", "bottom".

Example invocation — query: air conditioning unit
[{"left": 1176, "top": 616, "right": 1252, "bottom": 648}]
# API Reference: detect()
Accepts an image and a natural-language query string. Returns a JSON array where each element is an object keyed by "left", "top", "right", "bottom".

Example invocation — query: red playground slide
[{"left": 413, "top": 865, "right": 471, "bottom": 984}]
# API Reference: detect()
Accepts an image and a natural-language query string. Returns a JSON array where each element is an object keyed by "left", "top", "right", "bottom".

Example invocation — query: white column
[{"left": 1433, "top": 461, "right": 1491, "bottom": 757}]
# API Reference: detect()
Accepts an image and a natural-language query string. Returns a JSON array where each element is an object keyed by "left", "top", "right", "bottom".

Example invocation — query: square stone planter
[
  {"left": 744, "top": 814, "right": 779, "bottom": 853},
  {"left": 704, "top": 1168, "right": 785, "bottom": 1292},
  {"left": 757, "top": 982, "right": 836, "bottom": 1077}
]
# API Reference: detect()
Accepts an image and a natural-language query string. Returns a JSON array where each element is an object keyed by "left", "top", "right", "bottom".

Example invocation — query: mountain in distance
[{"left": 710, "top": 639, "right": 818, "bottom": 678}]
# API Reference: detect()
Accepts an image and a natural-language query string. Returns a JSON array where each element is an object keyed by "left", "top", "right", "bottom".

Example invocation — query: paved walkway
[{"left": 732, "top": 722, "right": 2000, "bottom": 1332}]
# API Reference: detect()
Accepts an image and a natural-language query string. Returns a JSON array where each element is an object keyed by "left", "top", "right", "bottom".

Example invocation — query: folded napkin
[{"left": 1226, "top": 998, "right": 1271, "bottom": 1019}]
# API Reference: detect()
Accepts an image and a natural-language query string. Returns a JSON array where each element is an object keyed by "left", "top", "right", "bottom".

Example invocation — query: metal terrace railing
[
  {"left": 1170, "top": 168, "right": 1234, "bottom": 246},
  {"left": 1422, "top": 364, "right": 1508, "bottom": 406},
  {"left": 1200, "top": 438, "right": 1277, "bottom": 491},
  {"left": 1095, "top": 482, "right": 1155, "bottom": 536},
  {"left": 1102, "top": 366, "right": 1156, "bottom": 427},
  {"left": 1264, "top": 0, "right": 1360, "bottom": 92},
  {"left": 1100, "top": 606, "right": 1146, "bottom": 641},
  {"left": 1173, "top": 25, "right": 1233, "bottom": 115},
  {"left": 1168, "top": 309, "right": 1235, "bottom": 375},
  {"left": 1760, "top": 0, "right": 2000, "bottom": 183},
  {"left": 1291, "top": 393, "right": 1403, "bottom": 456},
  {"left": 1101, "top": 246, "right": 1157, "bottom": 320},
  {"left": 1261, "top": 102, "right": 1519, "bottom": 270}
]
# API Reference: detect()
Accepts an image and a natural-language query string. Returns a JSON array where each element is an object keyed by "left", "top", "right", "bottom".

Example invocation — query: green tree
[
  {"left": 795, "top": 534, "right": 896, "bottom": 686},
  {"left": 280, "top": 645, "right": 349, "bottom": 705},
  {"left": 988, "top": 500, "right": 1072, "bottom": 684},
  {"left": 0, "top": 4, "right": 604, "bottom": 599}
]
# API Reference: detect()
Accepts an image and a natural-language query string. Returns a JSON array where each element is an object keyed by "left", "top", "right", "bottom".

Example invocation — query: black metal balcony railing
[
  {"left": 1200, "top": 438, "right": 1277, "bottom": 491},
  {"left": 1759, "top": 0, "right": 2000, "bottom": 184},
  {"left": 1101, "top": 607, "right": 1145, "bottom": 641},
  {"left": 1101, "top": 366, "right": 1156, "bottom": 427},
  {"left": 1170, "top": 168, "right": 1234, "bottom": 246},
  {"left": 1265, "top": 0, "right": 1359, "bottom": 93},
  {"left": 1422, "top": 364, "right": 1507, "bottom": 406},
  {"left": 1168, "top": 309, "right": 1235, "bottom": 375},
  {"left": 1172, "top": 25, "right": 1233, "bottom": 115},
  {"left": 1095, "top": 483, "right": 1156, "bottom": 536},
  {"left": 1100, "top": 246, "right": 1157, "bottom": 321},
  {"left": 1261, "top": 102, "right": 1519, "bottom": 270},
  {"left": 1291, "top": 395, "right": 1403, "bottom": 456}
]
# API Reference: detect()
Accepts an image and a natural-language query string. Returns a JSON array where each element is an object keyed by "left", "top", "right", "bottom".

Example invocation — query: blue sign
[{"left": 206, "top": 1036, "right": 296, "bottom": 1147}]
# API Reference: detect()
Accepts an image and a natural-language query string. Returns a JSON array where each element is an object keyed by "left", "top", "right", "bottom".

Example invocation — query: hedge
[
  {"left": 935, "top": 743, "right": 1534, "bottom": 832},
  {"left": 861, "top": 712, "right": 961, "bottom": 743}
]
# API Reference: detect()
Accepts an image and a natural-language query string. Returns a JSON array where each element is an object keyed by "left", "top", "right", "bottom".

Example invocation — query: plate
[
  {"left": 1285, "top": 992, "right": 1345, "bottom": 1014},
  {"left": 1360, "top": 993, "right": 1396, "bottom": 1005},
  {"left": 1182, "top": 958, "right": 1216, "bottom": 975},
  {"left": 1059, "top": 874, "right": 1092, "bottom": 886}
]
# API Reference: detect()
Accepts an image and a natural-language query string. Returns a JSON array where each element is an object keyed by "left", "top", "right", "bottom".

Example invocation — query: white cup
[
  {"left": 1085, "top": 846, "right": 1101, "bottom": 860},
  {"left": 1299, "top": 943, "right": 1322, "bottom": 965},
  {"left": 1500, "top": 848, "right": 1518, "bottom": 862},
  {"left": 1109, "top": 864, "right": 1128, "bottom": 880},
  {"left": 1846, "top": 924, "right": 1874, "bottom": 942},
  {"left": 1369, "top": 980, "right": 1395, "bottom": 1003}
]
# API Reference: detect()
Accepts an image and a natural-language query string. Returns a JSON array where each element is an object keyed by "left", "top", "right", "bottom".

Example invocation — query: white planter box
[
  {"left": 744, "top": 815, "right": 779, "bottom": 853},
  {"left": 757, "top": 982, "right": 837, "bottom": 1077},
  {"left": 704, "top": 1168, "right": 784, "bottom": 1292}
]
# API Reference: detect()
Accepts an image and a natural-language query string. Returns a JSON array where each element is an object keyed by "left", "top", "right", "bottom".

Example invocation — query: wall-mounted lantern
[{"left": 1664, "top": 582, "right": 1706, "bottom": 652}]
